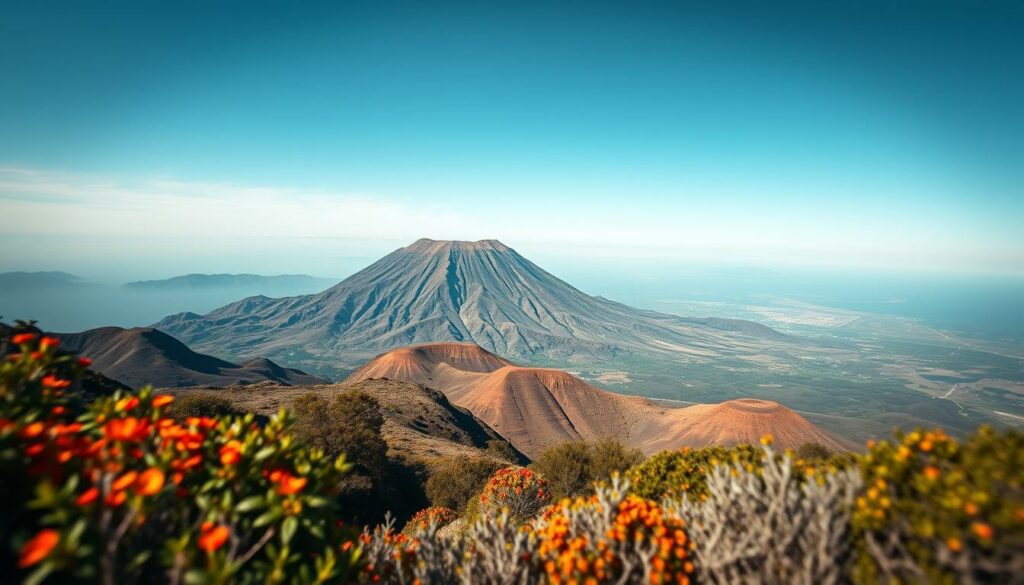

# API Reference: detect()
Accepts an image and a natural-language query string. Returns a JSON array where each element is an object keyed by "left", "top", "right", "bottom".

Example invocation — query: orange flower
[
  {"left": 923, "top": 466, "right": 940, "bottom": 480},
  {"left": 18, "top": 529, "right": 59, "bottom": 567},
  {"left": 104, "top": 417, "right": 148, "bottom": 442},
  {"left": 12, "top": 332, "right": 37, "bottom": 345},
  {"left": 219, "top": 441, "right": 242, "bottom": 466},
  {"left": 39, "top": 336, "right": 60, "bottom": 351},
  {"left": 947, "top": 538, "right": 963, "bottom": 552},
  {"left": 135, "top": 468, "right": 165, "bottom": 496},
  {"left": 198, "top": 522, "right": 230, "bottom": 553},
  {"left": 19, "top": 421, "right": 45, "bottom": 439},
  {"left": 152, "top": 395, "right": 174, "bottom": 408},
  {"left": 41, "top": 375, "right": 71, "bottom": 389},
  {"left": 276, "top": 473, "right": 308, "bottom": 495},
  {"left": 113, "top": 470, "right": 139, "bottom": 492},
  {"left": 76, "top": 487, "right": 100, "bottom": 506},
  {"left": 972, "top": 522, "right": 994, "bottom": 540},
  {"left": 759, "top": 434, "right": 774, "bottom": 446}
]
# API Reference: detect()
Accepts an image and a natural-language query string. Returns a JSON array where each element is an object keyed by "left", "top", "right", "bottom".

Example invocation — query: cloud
[{"left": 0, "top": 165, "right": 1016, "bottom": 275}]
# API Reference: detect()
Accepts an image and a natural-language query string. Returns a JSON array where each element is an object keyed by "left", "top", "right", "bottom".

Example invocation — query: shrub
[
  {"left": 291, "top": 391, "right": 387, "bottom": 470},
  {"left": 588, "top": 437, "right": 644, "bottom": 482},
  {"left": 796, "top": 441, "right": 833, "bottom": 460},
  {"left": 530, "top": 440, "right": 593, "bottom": 499},
  {"left": 361, "top": 478, "right": 693, "bottom": 584},
  {"left": 626, "top": 443, "right": 765, "bottom": 501},
  {"left": 0, "top": 332, "right": 360, "bottom": 584},
  {"left": 166, "top": 392, "right": 239, "bottom": 420},
  {"left": 666, "top": 445, "right": 862, "bottom": 584},
  {"left": 485, "top": 438, "right": 519, "bottom": 463},
  {"left": 533, "top": 477, "right": 694, "bottom": 585},
  {"left": 851, "top": 427, "right": 1024, "bottom": 584},
  {"left": 531, "top": 438, "right": 645, "bottom": 500},
  {"left": 401, "top": 506, "right": 457, "bottom": 534},
  {"left": 291, "top": 391, "right": 395, "bottom": 524},
  {"left": 425, "top": 455, "right": 503, "bottom": 512},
  {"left": 479, "top": 466, "right": 550, "bottom": 521}
]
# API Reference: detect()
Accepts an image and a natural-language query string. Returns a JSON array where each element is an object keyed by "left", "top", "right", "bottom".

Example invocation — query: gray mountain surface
[{"left": 155, "top": 239, "right": 787, "bottom": 378}]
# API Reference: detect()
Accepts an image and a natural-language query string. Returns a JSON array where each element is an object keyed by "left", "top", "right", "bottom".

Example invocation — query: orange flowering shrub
[
  {"left": 401, "top": 506, "right": 457, "bottom": 534},
  {"left": 479, "top": 466, "right": 551, "bottom": 520},
  {"left": 0, "top": 330, "right": 360, "bottom": 584},
  {"left": 852, "top": 427, "right": 1024, "bottom": 584},
  {"left": 532, "top": 478, "right": 693, "bottom": 585}
]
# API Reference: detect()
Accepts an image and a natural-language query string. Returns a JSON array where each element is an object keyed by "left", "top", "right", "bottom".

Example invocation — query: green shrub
[
  {"left": 166, "top": 392, "right": 239, "bottom": 420},
  {"left": 852, "top": 427, "right": 1024, "bottom": 584},
  {"left": 484, "top": 439, "right": 518, "bottom": 463},
  {"left": 530, "top": 440, "right": 592, "bottom": 499},
  {"left": 530, "top": 438, "right": 644, "bottom": 500},
  {"left": 425, "top": 455, "right": 503, "bottom": 513},
  {"left": 0, "top": 331, "right": 359, "bottom": 584},
  {"left": 626, "top": 443, "right": 765, "bottom": 501}
]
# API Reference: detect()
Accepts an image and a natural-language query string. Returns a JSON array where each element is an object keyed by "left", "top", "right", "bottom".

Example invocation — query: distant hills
[
  {"left": 0, "top": 271, "right": 337, "bottom": 333},
  {"left": 348, "top": 342, "right": 849, "bottom": 456},
  {"left": 0, "top": 271, "right": 96, "bottom": 291},
  {"left": 124, "top": 273, "right": 336, "bottom": 292},
  {"left": 57, "top": 326, "right": 326, "bottom": 389},
  {"left": 155, "top": 239, "right": 788, "bottom": 378}
]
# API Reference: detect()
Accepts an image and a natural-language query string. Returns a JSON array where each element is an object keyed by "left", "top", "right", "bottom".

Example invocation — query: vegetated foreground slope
[
  {"left": 347, "top": 342, "right": 850, "bottom": 457},
  {"left": 166, "top": 378, "right": 522, "bottom": 464},
  {"left": 155, "top": 239, "right": 788, "bottom": 378},
  {"left": 58, "top": 326, "right": 326, "bottom": 389}
]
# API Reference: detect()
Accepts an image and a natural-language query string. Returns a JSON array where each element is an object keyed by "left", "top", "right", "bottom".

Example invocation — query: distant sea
[{"left": 557, "top": 263, "right": 1024, "bottom": 346}]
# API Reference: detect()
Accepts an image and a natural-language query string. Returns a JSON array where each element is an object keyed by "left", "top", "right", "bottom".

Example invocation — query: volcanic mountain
[
  {"left": 347, "top": 342, "right": 849, "bottom": 456},
  {"left": 58, "top": 327, "right": 326, "bottom": 389},
  {"left": 155, "top": 239, "right": 785, "bottom": 378}
]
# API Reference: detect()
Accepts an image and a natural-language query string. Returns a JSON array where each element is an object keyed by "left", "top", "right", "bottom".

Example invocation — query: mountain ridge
[
  {"left": 58, "top": 326, "right": 327, "bottom": 389},
  {"left": 155, "top": 239, "right": 789, "bottom": 378}
]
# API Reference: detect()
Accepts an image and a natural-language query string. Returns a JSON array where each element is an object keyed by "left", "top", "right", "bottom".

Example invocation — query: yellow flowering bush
[
  {"left": 625, "top": 443, "right": 765, "bottom": 501},
  {"left": 852, "top": 426, "right": 1024, "bottom": 584},
  {"left": 0, "top": 329, "right": 360, "bottom": 584}
]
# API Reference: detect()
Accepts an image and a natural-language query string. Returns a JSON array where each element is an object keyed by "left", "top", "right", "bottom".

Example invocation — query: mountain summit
[{"left": 156, "top": 239, "right": 783, "bottom": 377}]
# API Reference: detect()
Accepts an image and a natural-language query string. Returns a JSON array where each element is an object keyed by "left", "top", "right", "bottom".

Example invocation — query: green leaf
[
  {"left": 254, "top": 446, "right": 276, "bottom": 461},
  {"left": 253, "top": 509, "right": 280, "bottom": 528},
  {"left": 183, "top": 569, "right": 209, "bottom": 585},
  {"left": 235, "top": 495, "right": 265, "bottom": 513},
  {"left": 281, "top": 516, "right": 297, "bottom": 545}
]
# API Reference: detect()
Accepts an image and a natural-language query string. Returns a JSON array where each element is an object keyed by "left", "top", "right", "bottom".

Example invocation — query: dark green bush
[
  {"left": 531, "top": 438, "right": 645, "bottom": 499},
  {"left": 425, "top": 455, "right": 504, "bottom": 513},
  {"left": 165, "top": 392, "right": 239, "bottom": 420}
]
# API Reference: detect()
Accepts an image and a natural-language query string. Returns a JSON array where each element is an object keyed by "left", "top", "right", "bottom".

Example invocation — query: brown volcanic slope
[
  {"left": 347, "top": 343, "right": 849, "bottom": 457},
  {"left": 58, "top": 327, "right": 326, "bottom": 389},
  {"left": 154, "top": 238, "right": 787, "bottom": 379}
]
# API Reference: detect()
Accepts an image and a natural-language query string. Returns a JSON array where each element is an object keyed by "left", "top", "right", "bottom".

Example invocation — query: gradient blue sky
[{"left": 1, "top": 0, "right": 1021, "bottom": 279}]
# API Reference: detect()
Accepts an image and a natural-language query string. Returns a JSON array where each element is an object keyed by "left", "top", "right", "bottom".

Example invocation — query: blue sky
[{"left": 1, "top": 0, "right": 1021, "bottom": 279}]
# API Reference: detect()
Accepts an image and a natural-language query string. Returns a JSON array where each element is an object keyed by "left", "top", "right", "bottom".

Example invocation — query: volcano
[
  {"left": 347, "top": 342, "right": 850, "bottom": 456},
  {"left": 155, "top": 239, "right": 784, "bottom": 378}
]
